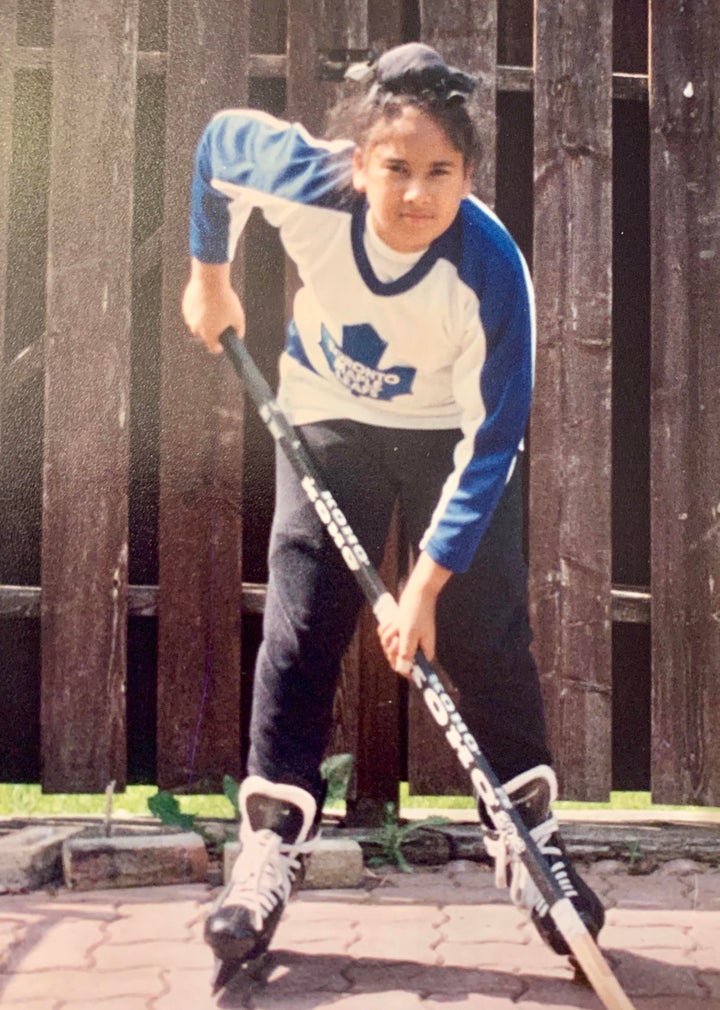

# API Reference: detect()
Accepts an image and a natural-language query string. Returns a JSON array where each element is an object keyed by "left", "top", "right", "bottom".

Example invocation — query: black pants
[{"left": 247, "top": 419, "right": 552, "bottom": 802}]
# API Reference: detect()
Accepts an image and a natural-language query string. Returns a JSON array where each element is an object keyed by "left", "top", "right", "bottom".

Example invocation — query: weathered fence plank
[
  {"left": 406, "top": 0, "right": 500, "bottom": 797},
  {"left": 156, "top": 1, "right": 249, "bottom": 791},
  {"left": 529, "top": 0, "right": 614, "bottom": 799},
  {"left": 287, "top": 0, "right": 356, "bottom": 134},
  {"left": 649, "top": 0, "right": 720, "bottom": 804},
  {"left": 419, "top": 0, "right": 498, "bottom": 205},
  {"left": 41, "top": 0, "right": 139, "bottom": 792}
]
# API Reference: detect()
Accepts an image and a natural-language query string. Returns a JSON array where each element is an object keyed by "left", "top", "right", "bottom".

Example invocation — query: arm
[
  {"left": 183, "top": 109, "right": 352, "bottom": 351},
  {"left": 378, "top": 220, "right": 534, "bottom": 674},
  {"left": 378, "top": 551, "right": 452, "bottom": 676},
  {"left": 182, "top": 259, "right": 246, "bottom": 353},
  {"left": 420, "top": 223, "right": 535, "bottom": 574}
]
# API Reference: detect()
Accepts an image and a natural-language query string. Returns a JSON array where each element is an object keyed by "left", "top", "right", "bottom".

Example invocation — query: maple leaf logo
[{"left": 320, "top": 324, "right": 416, "bottom": 401}]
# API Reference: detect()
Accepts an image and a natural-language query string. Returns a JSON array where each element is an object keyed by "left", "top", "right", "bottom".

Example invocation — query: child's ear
[
  {"left": 462, "top": 166, "right": 473, "bottom": 198},
  {"left": 351, "top": 146, "right": 367, "bottom": 192}
]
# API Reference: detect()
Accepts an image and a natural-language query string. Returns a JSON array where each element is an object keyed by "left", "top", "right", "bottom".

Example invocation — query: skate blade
[
  {"left": 245, "top": 950, "right": 273, "bottom": 981},
  {"left": 211, "top": 951, "right": 273, "bottom": 994},
  {"left": 212, "top": 957, "right": 242, "bottom": 994},
  {"left": 569, "top": 955, "right": 591, "bottom": 988}
]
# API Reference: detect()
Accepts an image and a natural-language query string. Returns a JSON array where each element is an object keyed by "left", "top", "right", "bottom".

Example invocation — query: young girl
[{"left": 182, "top": 42, "right": 604, "bottom": 970}]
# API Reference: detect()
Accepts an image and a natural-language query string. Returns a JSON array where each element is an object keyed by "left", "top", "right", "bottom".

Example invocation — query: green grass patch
[
  {"left": 0, "top": 784, "right": 236, "bottom": 820},
  {"left": 554, "top": 791, "right": 720, "bottom": 814},
  {"left": 399, "top": 783, "right": 474, "bottom": 810},
  {"left": 400, "top": 784, "right": 720, "bottom": 815},
  {"left": 1, "top": 782, "right": 718, "bottom": 819}
]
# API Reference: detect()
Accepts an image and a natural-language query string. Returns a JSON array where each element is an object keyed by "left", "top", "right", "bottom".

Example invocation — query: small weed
[
  {"left": 222, "top": 774, "right": 240, "bottom": 816},
  {"left": 627, "top": 838, "right": 642, "bottom": 867},
  {"left": 146, "top": 790, "right": 236, "bottom": 856},
  {"left": 147, "top": 758, "right": 353, "bottom": 845},
  {"left": 367, "top": 802, "right": 449, "bottom": 873},
  {"left": 626, "top": 836, "right": 658, "bottom": 875},
  {"left": 320, "top": 753, "right": 354, "bottom": 807},
  {"left": 147, "top": 790, "right": 206, "bottom": 834}
]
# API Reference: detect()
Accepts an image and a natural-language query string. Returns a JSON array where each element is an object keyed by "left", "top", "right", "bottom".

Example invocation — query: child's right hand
[{"left": 181, "top": 259, "right": 246, "bottom": 354}]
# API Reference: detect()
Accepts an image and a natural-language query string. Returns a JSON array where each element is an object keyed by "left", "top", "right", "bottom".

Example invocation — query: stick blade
[{"left": 566, "top": 933, "right": 636, "bottom": 1010}]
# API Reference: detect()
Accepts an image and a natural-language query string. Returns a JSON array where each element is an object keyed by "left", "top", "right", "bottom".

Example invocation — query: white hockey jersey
[{"left": 190, "top": 109, "right": 535, "bottom": 573}]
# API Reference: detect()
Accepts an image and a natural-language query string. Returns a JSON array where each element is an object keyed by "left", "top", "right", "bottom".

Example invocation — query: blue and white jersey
[{"left": 190, "top": 109, "right": 535, "bottom": 573}]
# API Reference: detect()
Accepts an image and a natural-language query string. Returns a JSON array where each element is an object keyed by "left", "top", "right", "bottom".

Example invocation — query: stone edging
[{"left": 2, "top": 815, "right": 718, "bottom": 894}]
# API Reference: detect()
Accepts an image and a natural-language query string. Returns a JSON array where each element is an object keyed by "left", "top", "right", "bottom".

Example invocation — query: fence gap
[
  {"left": 498, "top": 0, "right": 533, "bottom": 68},
  {"left": 15, "top": 0, "right": 53, "bottom": 48}
]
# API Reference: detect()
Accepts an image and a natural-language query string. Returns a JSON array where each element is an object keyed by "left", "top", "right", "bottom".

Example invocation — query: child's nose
[{"left": 404, "top": 177, "right": 431, "bottom": 202}]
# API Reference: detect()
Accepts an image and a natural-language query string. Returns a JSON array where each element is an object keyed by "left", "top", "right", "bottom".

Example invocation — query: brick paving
[{"left": 1, "top": 858, "right": 720, "bottom": 1010}]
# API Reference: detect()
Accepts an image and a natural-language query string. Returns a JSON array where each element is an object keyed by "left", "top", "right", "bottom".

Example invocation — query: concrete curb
[
  {"left": 2, "top": 812, "right": 719, "bottom": 895},
  {"left": 62, "top": 831, "right": 209, "bottom": 890},
  {"left": 0, "top": 825, "right": 84, "bottom": 893},
  {"left": 327, "top": 819, "right": 720, "bottom": 867}
]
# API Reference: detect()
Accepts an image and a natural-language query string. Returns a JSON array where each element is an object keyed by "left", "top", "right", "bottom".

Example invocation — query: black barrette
[{"left": 346, "top": 42, "right": 476, "bottom": 105}]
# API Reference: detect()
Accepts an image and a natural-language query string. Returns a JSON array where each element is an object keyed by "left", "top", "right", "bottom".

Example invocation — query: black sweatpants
[{"left": 247, "top": 419, "right": 552, "bottom": 802}]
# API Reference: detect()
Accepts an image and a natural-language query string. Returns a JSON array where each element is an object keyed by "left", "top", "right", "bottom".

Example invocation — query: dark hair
[{"left": 326, "top": 89, "right": 481, "bottom": 170}]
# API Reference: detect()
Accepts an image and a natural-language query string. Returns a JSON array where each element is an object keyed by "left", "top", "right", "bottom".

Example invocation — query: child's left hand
[{"left": 377, "top": 553, "right": 452, "bottom": 678}]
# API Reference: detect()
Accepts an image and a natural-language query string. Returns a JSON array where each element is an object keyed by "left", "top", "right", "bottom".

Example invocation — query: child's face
[{"left": 352, "top": 105, "right": 472, "bottom": 254}]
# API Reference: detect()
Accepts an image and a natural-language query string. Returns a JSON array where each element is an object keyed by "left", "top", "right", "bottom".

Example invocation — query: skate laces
[
  {"left": 485, "top": 811, "right": 575, "bottom": 911},
  {"left": 225, "top": 827, "right": 317, "bottom": 931}
]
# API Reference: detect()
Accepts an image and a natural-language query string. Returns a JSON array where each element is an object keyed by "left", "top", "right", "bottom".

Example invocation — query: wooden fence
[{"left": 0, "top": 0, "right": 718, "bottom": 814}]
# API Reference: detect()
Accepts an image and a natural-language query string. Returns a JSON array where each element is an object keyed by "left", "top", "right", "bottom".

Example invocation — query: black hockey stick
[{"left": 218, "top": 327, "right": 635, "bottom": 1010}]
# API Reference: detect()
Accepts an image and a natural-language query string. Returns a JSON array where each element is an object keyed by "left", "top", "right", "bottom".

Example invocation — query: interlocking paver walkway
[{"left": 1, "top": 858, "right": 720, "bottom": 1010}]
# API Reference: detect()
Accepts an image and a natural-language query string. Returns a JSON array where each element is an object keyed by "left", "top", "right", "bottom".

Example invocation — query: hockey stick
[{"left": 218, "top": 326, "right": 635, "bottom": 1010}]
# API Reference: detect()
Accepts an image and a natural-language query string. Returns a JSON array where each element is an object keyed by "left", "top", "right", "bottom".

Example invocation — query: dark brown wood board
[
  {"left": 41, "top": 0, "right": 139, "bottom": 791},
  {"left": 529, "top": 0, "right": 614, "bottom": 799},
  {"left": 649, "top": 0, "right": 720, "bottom": 805},
  {"left": 156, "top": 0, "right": 248, "bottom": 790}
]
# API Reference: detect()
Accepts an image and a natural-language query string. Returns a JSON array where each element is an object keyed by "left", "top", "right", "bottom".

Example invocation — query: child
[{"left": 182, "top": 42, "right": 604, "bottom": 969}]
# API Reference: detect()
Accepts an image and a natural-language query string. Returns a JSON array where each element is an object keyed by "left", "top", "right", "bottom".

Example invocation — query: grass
[
  {"left": 1, "top": 782, "right": 718, "bottom": 819},
  {"left": 0, "top": 784, "right": 235, "bottom": 820},
  {"left": 401, "top": 783, "right": 720, "bottom": 815}
]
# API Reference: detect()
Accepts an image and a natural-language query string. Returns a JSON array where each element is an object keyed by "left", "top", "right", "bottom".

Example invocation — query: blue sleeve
[
  {"left": 422, "top": 206, "right": 534, "bottom": 573},
  {"left": 189, "top": 110, "right": 353, "bottom": 263}
]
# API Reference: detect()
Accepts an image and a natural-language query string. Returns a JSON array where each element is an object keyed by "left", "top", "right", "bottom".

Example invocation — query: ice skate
[
  {"left": 483, "top": 765, "right": 605, "bottom": 957},
  {"left": 205, "top": 775, "right": 317, "bottom": 989}
]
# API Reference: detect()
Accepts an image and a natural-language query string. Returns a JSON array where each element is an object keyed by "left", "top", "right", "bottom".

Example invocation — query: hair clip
[{"left": 344, "top": 60, "right": 375, "bottom": 85}]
